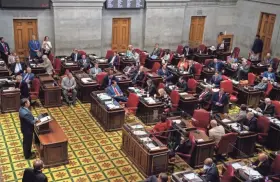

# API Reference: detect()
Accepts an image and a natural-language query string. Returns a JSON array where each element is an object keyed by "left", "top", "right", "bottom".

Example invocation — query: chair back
[
  {"left": 220, "top": 80, "right": 233, "bottom": 94},
  {"left": 48, "top": 53, "right": 54, "bottom": 65},
  {"left": 222, "top": 75, "right": 229, "bottom": 80},
  {"left": 126, "top": 93, "right": 139, "bottom": 108},
  {"left": 170, "top": 90, "right": 180, "bottom": 109},
  {"left": 194, "top": 63, "right": 203, "bottom": 80},
  {"left": 257, "top": 116, "right": 270, "bottom": 134},
  {"left": 272, "top": 100, "right": 280, "bottom": 117},
  {"left": 232, "top": 47, "right": 240, "bottom": 58},
  {"left": 105, "top": 50, "right": 114, "bottom": 59},
  {"left": 188, "top": 133, "right": 196, "bottom": 155},
  {"left": 271, "top": 154, "right": 280, "bottom": 174},
  {"left": 272, "top": 58, "right": 280, "bottom": 71},
  {"left": 264, "top": 82, "right": 273, "bottom": 97},
  {"left": 168, "top": 52, "right": 174, "bottom": 64},
  {"left": 140, "top": 52, "right": 147, "bottom": 65},
  {"left": 157, "top": 82, "right": 165, "bottom": 90},
  {"left": 187, "top": 78, "right": 198, "bottom": 93},
  {"left": 176, "top": 45, "right": 183, "bottom": 54},
  {"left": 204, "top": 59, "right": 213, "bottom": 66},
  {"left": 192, "top": 109, "right": 210, "bottom": 129},
  {"left": 54, "top": 58, "right": 62, "bottom": 74},
  {"left": 152, "top": 62, "right": 161, "bottom": 73},
  {"left": 216, "top": 133, "right": 238, "bottom": 155},
  {"left": 221, "top": 164, "right": 235, "bottom": 182},
  {"left": 134, "top": 48, "right": 142, "bottom": 54},
  {"left": 159, "top": 48, "right": 164, "bottom": 58},
  {"left": 31, "top": 78, "right": 40, "bottom": 93},
  {"left": 248, "top": 73, "right": 256, "bottom": 85},
  {"left": 78, "top": 50, "right": 86, "bottom": 56},
  {"left": 96, "top": 72, "right": 107, "bottom": 85},
  {"left": 198, "top": 44, "right": 206, "bottom": 53}
]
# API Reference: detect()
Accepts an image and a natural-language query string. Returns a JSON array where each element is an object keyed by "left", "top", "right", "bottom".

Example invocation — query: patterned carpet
[{"left": 0, "top": 102, "right": 146, "bottom": 182}]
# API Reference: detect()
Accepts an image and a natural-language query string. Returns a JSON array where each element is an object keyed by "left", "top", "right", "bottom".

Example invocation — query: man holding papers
[{"left": 106, "top": 80, "right": 127, "bottom": 102}]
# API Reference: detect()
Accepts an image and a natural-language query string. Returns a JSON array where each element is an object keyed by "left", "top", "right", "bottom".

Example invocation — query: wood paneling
[
  {"left": 257, "top": 13, "right": 276, "bottom": 59},
  {"left": 112, "top": 18, "right": 130, "bottom": 52},
  {"left": 13, "top": 19, "right": 38, "bottom": 60},
  {"left": 189, "top": 16, "right": 206, "bottom": 48}
]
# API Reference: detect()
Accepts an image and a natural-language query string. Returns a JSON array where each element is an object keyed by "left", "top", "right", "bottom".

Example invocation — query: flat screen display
[
  {"left": 106, "top": 0, "right": 144, "bottom": 9},
  {"left": 1, "top": 0, "right": 50, "bottom": 9}
]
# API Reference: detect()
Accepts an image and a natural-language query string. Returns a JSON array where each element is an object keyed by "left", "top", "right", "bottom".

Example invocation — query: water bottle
[{"left": 147, "top": 93, "right": 149, "bottom": 98}]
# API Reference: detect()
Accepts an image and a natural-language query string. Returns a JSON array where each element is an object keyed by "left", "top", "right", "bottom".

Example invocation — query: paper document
[{"left": 232, "top": 162, "right": 242, "bottom": 170}]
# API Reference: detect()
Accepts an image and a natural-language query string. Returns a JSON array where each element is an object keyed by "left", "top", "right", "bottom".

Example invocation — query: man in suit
[
  {"left": 186, "top": 60, "right": 196, "bottom": 75},
  {"left": 102, "top": 69, "right": 117, "bottom": 88},
  {"left": 108, "top": 51, "right": 119, "bottom": 68},
  {"left": 263, "top": 67, "right": 276, "bottom": 81},
  {"left": 89, "top": 63, "right": 102, "bottom": 79},
  {"left": 131, "top": 65, "right": 145, "bottom": 85},
  {"left": 257, "top": 98, "right": 275, "bottom": 116},
  {"left": 71, "top": 49, "right": 81, "bottom": 62},
  {"left": 150, "top": 43, "right": 161, "bottom": 58},
  {"left": 22, "top": 67, "right": 35, "bottom": 87},
  {"left": 211, "top": 71, "right": 223, "bottom": 87},
  {"left": 246, "top": 112, "right": 258, "bottom": 132},
  {"left": 198, "top": 86, "right": 213, "bottom": 109},
  {"left": 11, "top": 57, "right": 26, "bottom": 75},
  {"left": 78, "top": 54, "right": 90, "bottom": 71},
  {"left": 251, "top": 35, "right": 263, "bottom": 60},
  {"left": 145, "top": 173, "right": 168, "bottom": 182},
  {"left": 28, "top": 35, "right": 41, "bottom": 59},
  {"left": 145, "top": 79, "right": 156, "bottom": 96},
  {"left": 61, "top": 72, "right": 77, "bottom": 105},
  {"left": 211, "top": 88, "right": 228, "bottom": 113},
  {"left": 209, "top": 58, "right": 224, "bottom": 73},
  {"left": 157, "top": 64, "right": 173, "bottom": 82},
  {"left": 252, "top": 153, "right": 270, "bottom": 176},
  {"left": 22, "top": 159, "right": 48, "bottom": 182},
  {"left": 236, "top": 58, "right": 250, "bottom": 80},
  {"left": 123, "top": 63, "right": 136, "bottom": 78},
  {"left": 19, "top": 98, "right": 37, "bottom": 159},
  {"left": 208, "top": 120, "right": 225, "bottom": 144},
  {"left": 201, "top": 158, "right": 220, "bottom": 182},
  {"left": 183, "top": 45, "right": 193, "bottom": 57},
  {"left": 254, "top": 77, "right": 268, "bottom": 91},
  {"left": 15, "top": 75, "right": 30, "bottom": 99},
  {"left": 176, "top": 77, "right": 188, "bottom": 92},
  {"left": 106, "top": 80, "right": 127, "bottom": 102},
  {"left": 0, "top": 37, "right": 10, "bottom": 64}
]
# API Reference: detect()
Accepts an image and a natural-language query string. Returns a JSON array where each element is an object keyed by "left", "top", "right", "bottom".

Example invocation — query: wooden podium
[{"left": 34, "top": 119, "right": 68, "bottom": 168}]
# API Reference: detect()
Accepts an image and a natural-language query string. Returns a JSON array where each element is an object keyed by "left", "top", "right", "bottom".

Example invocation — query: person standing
[
  {"left": 251, "top": 35, "right": 263, "bottom": 61},
  {"left": 22, "top": 159, "right": 48, "bottom": 182},
  {"left": 28, "top": 35, "right": 41, "bottom": 58},
  {"left": 0, "top": 37, "right": 10, "bottom": 64},
  {"left": 41, "top": 36, "right": 52, "bottom": 56},
  {"left": 15, "top": 75, "right": 30, "bottom": 99},
  {"left": 19, "top": 99, "right": 37, "bottom": 159}
]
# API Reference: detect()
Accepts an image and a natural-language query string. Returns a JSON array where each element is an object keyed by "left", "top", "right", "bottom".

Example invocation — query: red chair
[
  {"left": 30, "top": 78, "right": 40, "bottom": 101},
  {"left": 54, "top": 58, "right": 62, "bottom": 75},
  {"left": 198, "top": 44, "right": 206, "bottom": 53},
  {"left": 194, "top": 63, "right": 203, "bottom": 80},
  {"left": 170, "top": 90, "right": 180, "bottom": 111},
  {"left": 134, "top": 48, "right": 142, "bottom": 54},
  {"left": 256, "top": 116, "right": 270, "bottom": 144},
  {"left": 222, "top": 75, "right": 229, "bottom": 80},
  {"left": 159, "top": 48, "right": 164, "bottom": 58},
  {"left": 152, "top": 62, "right": 161, "bottom": 73},
  {"left": 176, "top": 45, "right": 184, "bottom": 54},
  {"left": 96, "top": 72, "right": 107, "bottom": 85},
  {"left": 168, "top": 52, "right": 174, "bottom": 64},
  {"left": 187, "top": 78, "right": 198, "bottom": 94},
  {"left": 105, "top": 50, "right": 114, "bottom": 59},
  {"left": 204, "top": 59, "right": 213, "bottom": 67},
  {"left": 220, "top": 164, "right": 235, "bottom": 182},
  {"left": 78, "top": 50, "right": 86, "bottom": 56},
  {"left": 272, "top": 100, "right": 280, "bottom": 118},
  {"left": 216, "top": 133, "right": 238, "bottom": 156},
  {"left": 271, "top": 154, "right": 280, "bottom": 181},
  {"left": 248, "top": 73, "right": 256, "bottom": 86},
  {"left": 48, "top": 53, "right": 54, "bottom": 65},
  {"left": 152, "top": 120, "right": 172, "bottom": 144},
  {"left": 140, "top": 52, "right": 147, "bottom": 65},
  {"left": 120, "top": 93, "right": 139, "bottom": 115},
  {"left": 157, "top": 82, "right": 165, "bottom": 90},
  {"left": 176, "top": 133, "right": 196, "bottom": 163},
  {"left": 220, "top": 80, "right": 238, "bottom": 103},
  {"left": 191, "top": 109, "right": 210, "bottom": 131},
  {"left": 264, "top": 82, "right": 273, "bottom": 98},
  {"left": 272, "top": 58, "right": 280, "bottom": 71},
  {"left": 232, "top": 47, "right": 240, "bottom": 58}
]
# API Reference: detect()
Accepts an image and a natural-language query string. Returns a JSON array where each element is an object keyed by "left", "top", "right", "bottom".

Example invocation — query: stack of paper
[
  {"left": 172, "top": 120, "right": 181, "bottom": 124},
  {"left": 81, "top": 78, "right": 93, "bottom": 84},
  {"left": 140, "top": 137, "right": 152, "bottom": 142},
  {"left": 179, "top": 92, "right": 188, "bottom": 96},
  {"left": 97, "top": 93, "right": 112, "bottom": 100},
  {"left": 131, "top": 124, "right": 144, "bottom": 129},
  {"left": 133, "top": 130, "right": 147, "bottom": 136},
  {"left": 183, "top": 173, "right": 201, "bottom": 181},
  {"left": 144, "top": 97, "right": 156, "bottom": 104},
  {"left": 232, "top": 162, "right": 242, "bottom": 170},
  {"left": 65, "top": 62, "right": 74, "bottom": 65},
  {"left": 222, "top": 118, "right": 232, "bottom": 123}
]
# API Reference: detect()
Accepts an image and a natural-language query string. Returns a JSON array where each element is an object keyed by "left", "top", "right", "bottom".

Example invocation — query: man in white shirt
[
  {"left": 208, "top": 120, "right": 225, "bottom": 144},
  {"left": 61, "top": 72, "right": 77, "bottom": 105}
]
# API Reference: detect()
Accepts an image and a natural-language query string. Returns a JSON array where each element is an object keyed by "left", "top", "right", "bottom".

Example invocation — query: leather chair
[
  {"left": 176, "top": 133, "right": 196, "bottom": 163},
  {"left": 191, "top": 109, "right": 210, "bottom": 131},
  {"left": 187, "top": 78, "right": 198, "bottom": 94},
  {"left": 140, "top": 52, "right": 147, "bottom": 65},
  {"left": 78, "top": 50, "right": 86, "bottom": 56},
  {"left": 134, "top": 48, "right": 142, "bottom": 54},
  {"left": 105, "top": 50, "right": 114, "bottom": 59},
  {"left": 248, "top": 73, "right": 256, "bottom": 86},
  {"left": 204, "top": 59, "right": 213, "bottom": 67},
  {"left": 220, "top": 164, "right": 235, "bottom": 182},
  {"left": 170, "top": 90, "right": 180, "bottom": 112},
  {"left": 198, "top": 44, "right": 206, "bottom": 53},
  {"left": 168, "top": 52, "right": 174, "bottom": 64},
  {"left": 176, "top": 45, "right": 183, "bottom": 54},
  {"left": 120, "top": 93, "right": 139, "bottom": 119},
  {"left": 194, "top": 63, "right": 203, "bottom": 80},
  {"left": 157, "top": 82, "right": 165, "bottom": 90},
  {"left": 30, "top": 78, "right": 40, "bottom": 102},
  {"left": 270, "top": 154, "right": 280, "bottom": 181},
  {"left": 220, "top": 80, "right": 238, "bottom": 103},
  {"left": 232, "top": 47, "right": 240, "bottom": 58},
  {"left": 151, "top": 62, "right": 161, "bottom": 73},
  {"left": 215, "top": 133, "right": 238, "bottom": 156},
  {"left": 48, "top": 53, "right": 54, "bottom": 65},
  {"left": 54, "top": 58, "right": 62, "bottom": 75},
  {"left": 272, "top": 100, "right": 280, "bottom": 119},
  {"left": 263, "top": 82, "right": 273, "bottom": 98},
  {"left": 96, "top": 72, "right": 107, "bottom": 87},
  {"left": 222, "top": 75, "right": 230, "bottom": 80},
  {"left": 256, "top": 116, "right": 270, "bottom": 145},
  {"left": 152, "top": 120, "right": 172, "bottom": 145}
]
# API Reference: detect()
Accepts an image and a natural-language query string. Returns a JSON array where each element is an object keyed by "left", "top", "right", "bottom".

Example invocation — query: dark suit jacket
[
  {"left": 253, "top": 159, "right": 270, "bottom": 176},
  {"left": 183, "top": 46, "right": 193, "bottom": 57},
  {"left": 22, "top": 73, "right": 35, "bottom": 83},
  {"left": 259, "top": 103, "right": 275, "bottom": 116},
  {"left": 199, "top": 91, "right": 212, "bottom": 103},
  {"left": 212, "top": 92, "right": 228, "bottom": 106},
  {"left": 151, "top": 48, "right": 161, "bottom": 57},
  {"left": 0, "top": 42, "right": 10, "bottom": 54},
  {"left": 132, "top": 71, "right": 145, "bottom": 83},
  {"left": 145, "top": 84, "right": 156, "bottom": 96},
  {"left": 176, "top": 81, "right": 188, "bottom": 92},
  {"left": 19, "top": 107, "right": 35, "bottom": 135},
  {"left": 145, "top": 175, "right": 157, "bottom": 182},
  {"left": 157, "top": 68, "right": 172, "bottom": 77},
  {"left": 71, "top": 53, "right": 81, "bottom": 61},
  {"left": 209, "top": 62, "right": 224, "bottom": 72},
  {"left": 252, "top": 39, "right": 263, "bottom": 54},
  {"left": 11, "top": 62, "right": 26, "bottom": 75},
  {"left": 204, "top": 164, "right": 220, "bottom": 182},
  {"left": 108, "top": 56, "right": 119, "bottom": 67},
  {"left": 211, "top": 75, "right": 223, "bottom": 87},
  {"left": 22, "top": 168, "right": 48, "bottom": 182},
  {"left": 247, "top": 117, "right": 258, "bottom": 132},
  {"left": 78, "top": 58, "right": 90, "bottom": 69},
  {"left": 16, "top": 81, "right": 29, "bottom": 99},
  {"left": 187, "top": 65, "right": 196, "bottom": 75},
  {"left": 102, "top": 75, "right": 117, "bottom": 88}
]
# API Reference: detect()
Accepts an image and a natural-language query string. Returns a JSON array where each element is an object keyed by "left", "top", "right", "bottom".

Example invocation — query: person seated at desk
[
  {"left": 186, "top": 60, "right": 196, "bottom": 75},
  {"left": 145, "top": 79, "right": 157, "bottom": 96},
  {"left": 263, "top": 67, "right": 276, "bottom": 81},
  {"left": 161, "top": 49, "right": 170, "bottom": 65},
  {"left": 151, "top": 114, "right": 171, "bottom": 134},
  {"left": 211, "top": 71, "right": 223, "bottom": 88},
  {"left": 126, "top": 45, "right": 134, "bottom": 58},
  {"left": 22, "top": 67, "right": 35, "bottom": 88},
  {"left": 15, "top": 75, "right": 29, "bottom": 99},
  {"left": 106, "top": 80, "right": 127, "bottom": 102},
  {"left": 158, "top": 88, "right": 172, "bottom": 111},
  {"left": 108, "top": 51, "right": 119, "bottom": 68},
  {"left": 89, "top": 63, "right": 102, "bottom": 79},
  {"left": 132, "top": 49, "right": 140, "bottom": 66},
  {"left": 123, "top": 63, "right": 136, "bottom": 78},
  {"left": 198, "top": 86, "right": 213, "bottom": 109},
  {"left": 8, "top": 52, "right": 17, "bottom": 66},
  {"left": 150, "top": 43, "right": 161, "bottom": 59},
  {"left": 211, "top": 88, "right": 228, "bottom": 114},
  {"left": 252, "top": 153, "right": 270, "bottom": 176},
  {"left": 209, "top": 58, "right": 224, "bottom": 73},
  {"left": 217, "top": 40, "right": 225, "bottom": 52},
  {"left": 102, "top": 69, "right": 117, "bottom": 88},
  {"left": 208, "top": 46, "right": 217, "bottom": 55},
  {"left": 254, "top": 77, "right": 268, "bottom": 91},
  {"left": 246, "top": 112, "right": 258, "bottom": 132},
  {"left": 71, "top": 48, "right": 81, "bottom": 62},
  {"left": 200, "top": 158, "right": 220, "bottom": 182},
  {"left": 22, "top": 159, "right": 48, "bottom": 182},
  {"left": 236, "top": 58, "right": 250, "bottom": 80},
  {"left": 228, "top": 104, "right": 247, "bottom": 123},
  {"left": 38, "top": 55, "right": 54, "bottom": 75},
  {"left": 78, "top": 54, "right": 90, "bottom": 71},
  {"left": 208, "top": 120, "right": 225, "bottom": 144},
  {"left": 256, "top": 98, "right": 275, "bottom": 116},
  {"left": 61, "top": 72, "right": 77, "bottom": 106},
  {"left": 157, "top": 64, "right": 173, "bottom": 83},
  {"left": 176, "top": 76, "right": 188, "bottom": 92},
  {"left": 11, "top": 57, "right": 26, "bottom": 75},
  {"left": 263, "top": 53, "right": 273, "bottom": 65},
  {"left": 145, "top": 173, "right": 168, "bottom": 182},
  {"left": 183, "top": 45, "right": 193, "bottom": 57},
  {"left": 177, "top": 58, "right": 189, "bottom": 71},
  {"left": 131, "top": 65, "right": 145, "bottom": 85}
]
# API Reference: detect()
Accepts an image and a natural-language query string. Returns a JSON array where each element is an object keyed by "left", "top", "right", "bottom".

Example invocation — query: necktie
[
  {"left": 23, "top": 73, "right": 29, "bottom": 81},
  {"left": 264, "top": 105, "right": 268, "bottom": 111},
  {"left": 219, "top": 94, "right": 222, "bottom": 102},
  {"left": 113, "top": 87, "right": 120, "bottom": 96},
  {"left": 199, "top": 91, "right": 206, "bottom": 99}
]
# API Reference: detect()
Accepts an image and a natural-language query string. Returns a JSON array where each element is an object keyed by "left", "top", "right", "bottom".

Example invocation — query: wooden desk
[
  {"left": 170, "top": 55, "right": 183, "bottom": 66},
  {"left": 233, "top": 85, "right": 262, "bottom": 108},
  {"left": 61, "top": 61, "right": 80, "bottom": 75},
  {"left": 34, "top": 120, "right": 68, "bottom": 168},
  {"left": 38, "top": 74, "right": 62, "bottom": 107},
  {"left": 267, "top": 118, "right": 280, "bottom": 151},
  {"left": 269, "top": 85, "right": 280, "bottom": 101},
  {"left": 250, "top": 64, "right": 269, "bottom": 75},
  {"left": 146, "top": 72, "right": 163, "bottom": 87},
  {"left": 119, "top": 57, "right": 135, "bottom": 71},
  {"left": 91, "top": 59, "right": 109, "bottom": 69},
  {"left": 122, "top": 123, "right": 169, "bottom": 177},
  {"left": 0, "top": 62, "right": 10, "bottom": 77},
  {"left": 167, "top": 66, "right": 192, "bottom": 83},
  {"left": 224, "top": 65, "right": 237, "bottom": 77},
  {"left": 171, "top": 117, "right": 196, "bottom": 136},
  {"left": 144, "top": 57, "right": 161, "bottom": 69},
  {"left": 115, "top": 75, "right": 132, "bottom": 92},
  {"left": 0, "top": 88, "right": 20, "bottom": 113},
  {"left": 90, "top": 91, "right": 125, "bottom": 131},
  {"left": 178, "top": 93, "right": 198, "bottom": 116},
  {"left": 216, "top": 51, "right": 231, "bottom": 61},
  {"left": 193, "top": 54, "right": 213, "bottom": 64},
  {"left": 171, "top": 170, "right": 205, "bottom": 182},
  {"left": 28, "top": 59, "right": 46, "bottom": 74},
  {"left": 201, "top": 68, "right": 215, "bottom": 82},
  {"left": 72, "top": 71, "right": 99, "bottom": 103}
]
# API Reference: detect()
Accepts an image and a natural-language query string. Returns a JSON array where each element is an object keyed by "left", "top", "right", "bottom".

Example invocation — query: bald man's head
[
  {"left": 33, "top": 159, "right": 44, "bottom": 171},
  {"left": 210, "top": 120, "right": 217, "bottom": 128},
  {"left": 258, "top": 153, "right": 268, "bottom": 162},
  {"left": 204, "top": 158, "right": 213, "bottom": 166}
]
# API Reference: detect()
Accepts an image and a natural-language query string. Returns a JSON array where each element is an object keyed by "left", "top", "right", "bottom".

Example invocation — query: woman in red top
[{"left": 151, "top": 115, "right": 171, "bottom": 134}]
